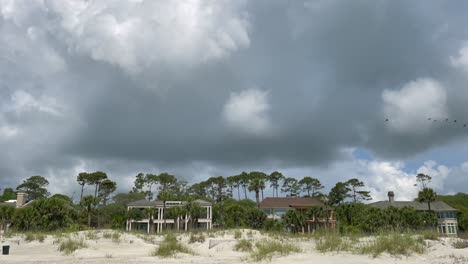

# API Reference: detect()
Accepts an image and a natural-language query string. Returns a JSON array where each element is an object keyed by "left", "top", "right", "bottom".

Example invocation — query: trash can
[{"left": 2, "top": 245, "right": 10, "bottom": 255}]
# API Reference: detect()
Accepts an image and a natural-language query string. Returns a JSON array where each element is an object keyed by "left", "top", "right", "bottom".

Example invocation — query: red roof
[{"left": 259, "top": 197, "right": 327, "bottom": 209}]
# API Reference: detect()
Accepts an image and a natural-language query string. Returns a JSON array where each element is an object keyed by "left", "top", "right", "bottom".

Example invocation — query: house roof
[
  {"left": 127, "top": 199, "right": 212, "bottom": 207},
  {"left": 259, "top": 197, "right": 327, "bottom": 209},
  {"left": 368, "top": 201, "right": 458, "bottom": 211}
]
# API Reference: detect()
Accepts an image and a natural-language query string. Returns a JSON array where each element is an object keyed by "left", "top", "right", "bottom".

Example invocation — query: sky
[{"left": 1, "top": 0, "right": 468, "bottom": 202}]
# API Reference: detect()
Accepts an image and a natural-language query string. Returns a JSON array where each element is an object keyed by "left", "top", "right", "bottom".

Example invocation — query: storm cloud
[{"left": 1, "top": 0, "right": 468, "bottom": 199}]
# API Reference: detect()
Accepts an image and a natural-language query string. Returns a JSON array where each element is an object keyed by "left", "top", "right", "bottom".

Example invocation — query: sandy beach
[{"left": 1, "top": 230, "right": 467, "bottom": 264}]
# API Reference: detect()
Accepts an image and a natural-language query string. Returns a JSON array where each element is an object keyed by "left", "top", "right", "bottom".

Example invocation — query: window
[{"left": 447, "top": 223, "right": 456, "bottom": 234}]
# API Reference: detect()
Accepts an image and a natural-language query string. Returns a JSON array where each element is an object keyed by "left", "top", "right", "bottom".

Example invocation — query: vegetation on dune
[
  {"left": 188, "top": 232, "right": 206, "bottom": 243},
  {"left": 152, "top": 233, "right": 193, "bottom": 258},
  {"left": 249, "top": 240, "right": 301, "bottom": 262},
  {"left": 57, "top": 237, "right": 87, "bottom": 255},
  {"left": 234, "top": 239, "right": 253, "bottom": 252},
  {"left": 358, "top": 233, "right": 426, "bottom": 257}
]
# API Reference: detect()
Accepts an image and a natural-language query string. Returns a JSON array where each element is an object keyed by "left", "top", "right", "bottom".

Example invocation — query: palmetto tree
[
  {"left": 418, "top": 187, "right": 437, "bottom": 214},
  {"left": 248, "top": 176, "right": 265, "bottom": 207},
  {"left": 81, "top": 195, "right": 99, "bottom": 227}
]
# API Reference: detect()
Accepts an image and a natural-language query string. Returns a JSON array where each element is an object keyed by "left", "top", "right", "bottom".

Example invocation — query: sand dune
[{"left": 1, "top": 230, "right": 467, "bottom": 264}]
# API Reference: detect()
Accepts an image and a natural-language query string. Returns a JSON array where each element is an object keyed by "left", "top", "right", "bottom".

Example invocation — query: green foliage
[
  {"left": 281, "top": 178, "right": 300, "bottom": 197},
  {"left": 358, "top": 233, "right": 426, "bottom": 257},
  {"left": 0, "top": 188, "right": 16, "bottom": 202},
  {"left": 152, "top": 233, "right": 193, "bottom": 258},
  {"left": 282, "top": 209, "right": 305, "bottom": 233},
  {"left": 86, "top": 231, "right": 98, "bottom": 240},
  {"left": 346, "top": 178, "right": 371, "bottom": 202},
  {"left": 299, "top": 177, "right": 324, "bottom": 197},
  {"left": 245, "top": 208, "right": 267, "bottom": 229},
  {"left": 103, "top": 232, "right": 112, "bottom": 239},
  {"left": 58, "top": 237, "right": 87, "bottom": 255},
  {"left": 264, "top": 219, "right": 284, "bottom": 232},
  {"left": 250, "top": 240, "right": 301, "bottom": 262},
  {"left": 188, "top": 232, "right": 206, "bottom": 243},
  {"left": 16, "top": 175, "right": 50, "bottom": 200},
  {"left": 234, "top": 230, "right": 242, "bottom": 239},
  {"left": 329, "top": 182, "right": 351, "bottom": 205},
  {"left": 24, "top": 232, "right": 35, "bottom": 241},
  {"left": 0, "top": 205, "right": 15, "bottom": 231},
  {"left": 234, "top": 239, "right": 253, "bottom": 252},
  {"left": 13, "top": 197, "right": 77, "bottom": 231}
]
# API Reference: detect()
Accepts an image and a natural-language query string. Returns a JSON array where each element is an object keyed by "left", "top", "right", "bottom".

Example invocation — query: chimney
[
  {"left": 388, "top": 191, "right": 395, "bottom": 203},
  {"left": 16, "top": 192, "right": 26, "bottom": 208}
]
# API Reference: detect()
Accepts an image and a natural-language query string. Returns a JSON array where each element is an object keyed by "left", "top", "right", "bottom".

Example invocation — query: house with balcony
[
  {"left": 369, "top": 191, "right": 459, "bottom": 236},
  {"left": 126, "top": 199, "right": 212, "bottom": 233},
  {"left": 259, "top": 197, "right": 336, "bottom": 232}
]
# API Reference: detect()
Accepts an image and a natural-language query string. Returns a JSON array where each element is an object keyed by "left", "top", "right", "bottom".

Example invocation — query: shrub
[
  {"left": 24, "top": 233, "right": 35, "bottom": 242},
  {"left": 152, "top": 233, "right": 193, "bottom": 258},
  {"left": 58, "top": 238, "right": 87, "bottom": 255},
  {"left": 234, "top": 239, "right": 253, "bottom": 252},
  {"left": 421, "top": 230, "right": 440, "bottom": 240},
  {"left": 86, "top": 231, "right": 98, "bottom": 240},
  {"left": 358, "top": 233, "right": 426, "bottom": 258},
  {"left": 111, "top": 232, "right": 121, "bottom": 244},
  {"left": 36, "top": 233, "right": 46, "bottom": 243},
  {"left": 189, "top": 232, "right": 206, "bottom": 244},
  {"left": 103, "top": 232, "right": 112, "bottom": 239},
  {"left": 250, "top": 240, "right": 301, "bottom": 261},
  {"left": 245, "top": 208, "right": 267, "bottom": 229},
  {"left": 452, "top": 239, "right": 468, "bottom": 249},
  {"left": 234, "top": 230, "right": 242, "bottom": 239}
]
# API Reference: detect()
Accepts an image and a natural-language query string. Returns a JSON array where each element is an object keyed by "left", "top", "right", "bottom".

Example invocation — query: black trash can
[{"left": 2, "top": 245, "right": 10, "bottom": 255}]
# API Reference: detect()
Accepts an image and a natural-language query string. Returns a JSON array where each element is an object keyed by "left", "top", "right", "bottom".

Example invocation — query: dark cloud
[{"left": 1, "top": 0, "right": 468, "bottom": 197}]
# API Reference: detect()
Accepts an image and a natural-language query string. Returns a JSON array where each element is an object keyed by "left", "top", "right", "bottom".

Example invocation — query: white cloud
[
  {"left": 223, "top": 89, "right": 271, "bottom": 135},
  {"left": 416, "top": 160, "right": 450, "bottom": 191},
  {"left": 450, "top": 44, "right": 468, "bottom": 73},
  {"left": 43, "top": 0, "right": 250, "bottom": 74},
  {"left": 6, "top": 90, "right": 64, "bottom": 116},
  {"left": 382, "top": 78, "right": 448, "bottom": 134}
]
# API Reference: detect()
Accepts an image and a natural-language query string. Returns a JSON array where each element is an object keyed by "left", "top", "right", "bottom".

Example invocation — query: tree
[
  {"left": 416, "top": 173, "right": 432, "bottom": 189},
  {"left": 0, "top": 205, "right": 14, "bottom": 231},
  {"left": 16, "top": 175, "right": 50, "bottom": 200},
  {"left": 299, "top": 177, "right": 324, "bottom": 197},
  {"left": 98, "top": 180, "right": 117, "bottom": 206},
  {"left": 113, "top": 192, "right": 145, "bottom": 205},
  {"left": 418, "top": 187, "right": 437, "bottom": 214},
  {"left": 0, "top": 188, "right": 16, "bottom": 202},
  {"left": 346, "top": 178, "right": 371, "bottom": 202},
  {"left": 239, "top": 172, "right": 250, "bottom": 199},
  {"left": 88, "top": 171, "right": 108, "bottom": 199},
  {"left": 329, "top": 182, "right": 351, "bottom": 205},
  {"left": 76, "top": 172, "right": 89, "bottom": 202},
  {"left": 81, "top": 195, "right": 99, "bottom": 227},
  {"left": 281, "top": 178, "right": 300, "bottom": 197},
  {"left": 245, "top": 208, "right": 267, "bottom": 229},
  {"left": 226, "top": 176, "right": 238, "bottom": 199},
  {"left": 269, "top": 171, "right": 284, "bottom": 197},
  {"left": 283, "top": 209, "right": 305, "bottom": 233},
  {"left": 250, "top": 172, "right": 268, "bottom": 200},
  {"left": 248, "top": 175, "right": 265, "bottom": 207},
  {"left": 156, "top": 173, "right": 178, "bottom": 193},
  {"left": 158, "top": 190, "right": 172, "bottom": 229}
]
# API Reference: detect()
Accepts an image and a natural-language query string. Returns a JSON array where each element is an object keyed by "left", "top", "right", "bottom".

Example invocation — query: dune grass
[
  {"left": 57, "top": 237, "right": 87, "bottom": 255},
  {"left": 111, "top": 232, "right": 121, "bottom": 244},
  {"left": 315, "top": 232, "right": 354, "bottom": 253},
  {"left": 234, "top": 239, "right": 253, "bottom": 252},
  {"left": 452, "top": 239, "right": 468, "bottom": 249},
  {"left": 358, "top": 233, "right": 426, "bottom": 258},
  {"left": 189, "top": 232, "right": 206, "bottom": 243},
  {"left": 152, "top": 233, "right": 193, "bottom": 258},
  {"left": 24, "top": 232, "right": 46, "bottom": 243},
  {"left": 249, "top": 240, "right": 301, "bottom": 262}
]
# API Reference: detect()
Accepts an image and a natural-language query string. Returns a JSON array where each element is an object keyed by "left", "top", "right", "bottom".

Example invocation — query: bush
[
  {"left": 36, "top": 233, "right": 46, "bottom": 243},
  {"left": 250, "top": 240, "right": 301, "bottom": 261},
  {"left": 234, "top": 239, "right": 253, "bottom": 252},
  {"left": 189, "top": 232, "right": 206, "bottom": 244},
  {"left": 234, "top": 230, "right": 242, "bottom": 239},
  {"left": 152, "top": 233, "right": 193, "bottom": 258},
  {"left": 421, "top": 230, "right": 440, "bottom": 240},
  {"left": 245, "top": 209, "right": 267, "bottom": 229},
  {"left": 358, "top": 233, "right": 426, "bottom": 257},
  {"left": 24, "top": 233, "right": 35, "bottom": 242},
  {"left": 86, "top": 231, "right": 98, "bottom": 240},
  {"left": 103, "top": 232, "right": 112, "bottom": 239},
  {"left": 58, "top": 238, "right": 87, "bottom": 255},
  {"left": 111, "top": 232, "right": 121, "bottom": 244},
  {"left": 452, "top": 239, "right": 468, "bottom": 249}
]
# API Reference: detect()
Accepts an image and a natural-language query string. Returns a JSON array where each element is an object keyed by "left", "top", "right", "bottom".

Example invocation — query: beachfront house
[
  {"left": 126, "top": 199, "right": 212, "bottom": 233},
  {"left": 369, "top": 191, "right": 459, "bottom": 236},
  {"left": 259, "top": 197, "right": 336, "bottom": 232}
]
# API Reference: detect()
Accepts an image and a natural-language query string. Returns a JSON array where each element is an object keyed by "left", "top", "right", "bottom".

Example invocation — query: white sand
[{"left": 1, "top": 230, "right": 467, "bottom": 264}]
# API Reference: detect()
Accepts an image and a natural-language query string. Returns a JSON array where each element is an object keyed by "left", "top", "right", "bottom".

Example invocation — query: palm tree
[
  {"left": 248, "top": 177, "right": 265, "bottom": 207},
  {"left": 144, "top": 207, "right": 156, "bottom": 233},
  {"left": 168, "top": 206, "right": 185, "bottom": 231},
  {"left": 239, "top": 172, "right": 250, "bottom": 199},
  {"left": 418, "top": 187, "right": 437, "bottom": 214},
  {"left": 158, "top": 191, "right": 171, "bottom": 230},
  {"left": 81, "top": 195, "right": 98, "bottom": 227}
]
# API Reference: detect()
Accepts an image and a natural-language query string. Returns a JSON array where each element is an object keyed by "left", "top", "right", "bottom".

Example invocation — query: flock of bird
[{"left": 385, "top": 118, "right": 467, "bottom": 128}]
